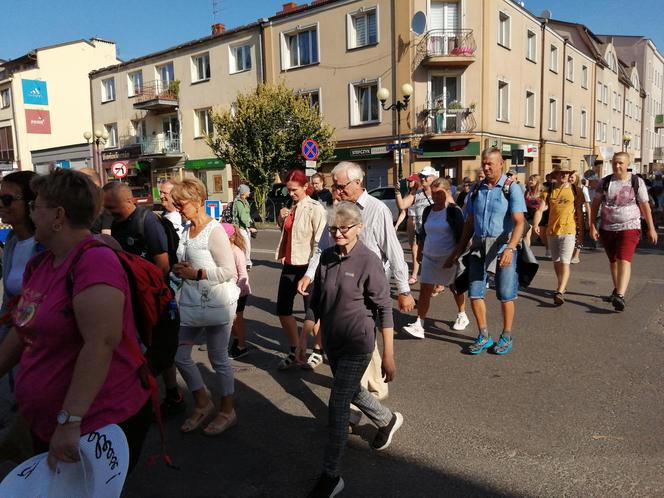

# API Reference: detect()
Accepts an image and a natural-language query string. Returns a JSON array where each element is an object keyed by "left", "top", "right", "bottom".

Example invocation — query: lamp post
[
  {"left": 378, "top": 83, "right": 413, "bottom": 181},
  {"left": 622, "top": 134, "right": 632, "bottom": 152},
  {"left": 83, "top": 129, "right": 109, "bottom": 182}
]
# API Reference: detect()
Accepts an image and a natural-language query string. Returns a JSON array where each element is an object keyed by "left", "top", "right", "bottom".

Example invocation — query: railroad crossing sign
[
  {"left": 111, "top": 161, "right": 128, "bottom": 179},
  {"left": 301, "top": 138, "right": 319, "bottom": 161}
]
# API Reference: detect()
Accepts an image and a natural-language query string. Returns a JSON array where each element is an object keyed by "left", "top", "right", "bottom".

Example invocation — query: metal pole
[{"left": 397, "top": 105, "right": 402, "bottom": 181}]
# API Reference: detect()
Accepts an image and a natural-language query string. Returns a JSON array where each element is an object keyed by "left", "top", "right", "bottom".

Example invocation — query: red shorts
[{"left": 599, "top": 229, "right": 640, "bottom": 263}]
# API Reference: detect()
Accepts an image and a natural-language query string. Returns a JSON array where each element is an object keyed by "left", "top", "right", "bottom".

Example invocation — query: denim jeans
[{"left": 468, "top": 249, "right": 519, "bottom": 302}]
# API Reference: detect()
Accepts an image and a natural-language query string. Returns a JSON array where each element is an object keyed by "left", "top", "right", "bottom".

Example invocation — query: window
[
  {"left": 581, "top": 65, "right": 588, "bottom": 89},
  {"left": 603, "top": 84, "right": 608, "bottom": 105},
  {"left": 157, "top": 62, "right": 175, "bottom": 86},
  {"left": 298, "top": 89, "right": 321, "bottom": 113},
  {"left": 230, "top": 45, "right": 252, "bottom": 73},
  {"left": 581, "top": 109, "right": 588, "bottom": 138},
  {"left": 635, "top": 135, "right": 640, "bottom": 150},
  {"left": 101, "top": 78, "right": 115, "bottom": 102},
  {"left": 0, "top": 126, "right": 14, "bottom": 161},
  {"left": 597, "top": 81, "right": 603, "bottom": 102},
  {"left": 192, "top": 53, "right": 211, "bottom": 82},
  {"left": 612, "top": 126, "right": 619, "bottom": 145},
  {"left": 617, "top": 94, "right": 621, "bottom": 112},
  {"left": 549, "top": 45, "right": 558, "bottom": 72},
  {"left": 548, "top": 98, "right": 557, "bottom": 131},
  {"left": 498, "top": 11, "right": 510, "bottom": 48},
  {"left": 526, "top": 30, "right": 537, "bottom": 61},
  {"left": 194, "top": 108, "right": 213, "bottom": 137},
  {"left": 0, "top": 88, "right": 10, "bottom": 108},
  {"left": 350, "top": 80, "right": 379, "bottom": 125},
  {"left": 612, "top": 91, "right": 617, "bottom": 110},
  {"left": 127, "top": 71, "right": 143, "bottom": 97},
  {"left": 566, "top": 56, "right": 574, "bottom": 81},
  {"left": 283, "top": 27, "right": 319, "bottom": 69},
  {"left": 104, "top": 123, "right": 118, "bottom": 148},
  {"left": 565, "top": 104, "right": 573, "bottom": 135},
  {"left": 131, "top": 119, "right": 146, "bottom": 142},
  {"left": 596, "top": 120, "right": 602, "bottom": 141},
  {"left": 348, "top": 7, "right": 378, "bottom": 49},
  {"left": 525, "top": 91, "right": 535, "bottom": 127},
  {"left": 497, "top": 80, "right": 509, "bottom": 121},
  {"left": 602, "top": 122, "right": 607, "bottom": 142}
]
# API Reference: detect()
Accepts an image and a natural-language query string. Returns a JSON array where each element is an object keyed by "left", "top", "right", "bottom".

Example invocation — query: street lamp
[
  {"left": 83, "top": 129, "right": 110, "bottom": 181},
  {"left": 622, "top": 134, "right": 632, "bottom": 152},
  {"left": 378, "top": 83, "right": 413, "bottom": 181}
]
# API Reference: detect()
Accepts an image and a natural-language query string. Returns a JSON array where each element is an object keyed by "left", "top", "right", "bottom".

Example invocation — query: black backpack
[
  {"left": 601, "top": 174, "right": 640, "bottom": 205},
  {"left": 137, "top": 207, "right": 180, "bottom": 269}
]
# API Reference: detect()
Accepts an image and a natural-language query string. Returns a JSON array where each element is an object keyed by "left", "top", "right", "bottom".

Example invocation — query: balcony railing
[
  {"left": 654, "top": 147, "right": 664, "bottom": 160},
  {"left": 133, "top": 80, "right": 179, "bottom": 111},
  {"left": 414, "top": 29, "right": 476, "bottom": 68},
  {"left": 655, "top": 114, "right": 663, "bottom": 129},
  {"left": 139, "top": 137, "right": 182, "bottom": 155},
  {"left": 417, "top": 104, "right": 477, "bottom": 135}
]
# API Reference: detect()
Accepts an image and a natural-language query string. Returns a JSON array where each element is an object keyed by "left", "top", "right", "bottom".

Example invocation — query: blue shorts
[{"left": 468, "top": 249, "right": 519, "bottom": 302}]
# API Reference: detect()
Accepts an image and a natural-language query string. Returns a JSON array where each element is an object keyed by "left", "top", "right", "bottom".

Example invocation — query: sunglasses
[
  {"left": 332, "top": 180, "right": 357, "bottom": 191},
  {"left": 328, "top": 224, "right": 358, "bottom": 235},
  {"left": 0, "top": 194, "right": 23, "bottom": 207}
]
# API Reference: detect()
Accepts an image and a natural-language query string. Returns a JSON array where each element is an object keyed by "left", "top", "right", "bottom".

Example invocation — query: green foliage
[{"left": 206, "top": 83, "right": 335, "bottom": 218}]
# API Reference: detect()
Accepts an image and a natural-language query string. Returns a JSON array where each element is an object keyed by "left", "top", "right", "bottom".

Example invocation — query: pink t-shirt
[
  {"left": 13, "top": 236, "right": 149, "bottom": 442},
  {"left": 231, "top": 245, "right": 251, "bottom": 297}
]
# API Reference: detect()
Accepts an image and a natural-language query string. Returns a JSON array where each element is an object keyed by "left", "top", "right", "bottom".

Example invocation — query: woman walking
[
  {"left": 223, "top": 223, "right": 252, "bottom": 359},
  {"left": 232, "top": 184, "right": 255, "bottom": 269},
  {"left": 275, "top": 170, "right": 327, "bottom": 370},
  {"left": 305, "top": 202, "right": 402, "bottom": 498},
  {"left": 524, "top": 174, "right": 542, "bottom": 247},
  {"left": 171, "top": 178, "right": 240, "bottom": 436}
]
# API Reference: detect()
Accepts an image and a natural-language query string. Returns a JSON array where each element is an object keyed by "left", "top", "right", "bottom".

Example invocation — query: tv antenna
[
  {"left": 541, "top": 9, "right": 552, "bottom": 20},
  {"left": 212, "top": 0, "right": 221, "bottom": 22}
]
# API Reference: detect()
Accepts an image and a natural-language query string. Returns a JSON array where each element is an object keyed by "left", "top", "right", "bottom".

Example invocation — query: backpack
[
  {"left": 137, "top": 207, "right": 180, "bottom": 269},
  {"left": 470, "top": 177, "right": 516, "bottom": 203},
  {"left": 420, "top": 204, "right": 465, "bottom": 243},
  {"left": 601, "top": 174, "right": 640, "bottom": 205}
]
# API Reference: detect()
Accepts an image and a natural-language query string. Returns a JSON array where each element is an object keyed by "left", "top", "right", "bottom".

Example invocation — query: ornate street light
[
  {"left": 83, "top": 129, "right": 110, "bottom": 181},
  {"left": 378, "top": 83, "right": 413, "bottom": 181}
]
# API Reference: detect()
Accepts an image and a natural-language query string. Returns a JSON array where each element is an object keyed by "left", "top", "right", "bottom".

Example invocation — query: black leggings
[{"left": 32, "top": 399, "right": 152, "bottom": 474}]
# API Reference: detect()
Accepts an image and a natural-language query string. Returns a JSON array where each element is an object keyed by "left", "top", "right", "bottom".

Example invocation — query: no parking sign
[{"left": 301, "top": 138, "right": 319, "bottom": 161}]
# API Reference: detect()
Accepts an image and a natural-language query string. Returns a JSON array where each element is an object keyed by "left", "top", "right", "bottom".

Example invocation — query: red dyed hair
[{"left": 285, "top": 169, "right": 313, "bottom": 196}]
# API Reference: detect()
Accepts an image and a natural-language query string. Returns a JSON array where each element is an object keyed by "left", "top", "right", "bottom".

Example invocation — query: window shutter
[
  {"left": 367, "top": 12, "right": 377, "bottom": 44},
  {"left": 430, "top": 1, "right": 444, "bottom": 30},
  {"left": 354, "top": 15, "right": 367, "bottom": 46}
]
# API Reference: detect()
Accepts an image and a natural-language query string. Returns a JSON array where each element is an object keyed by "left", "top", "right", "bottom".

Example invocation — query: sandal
[
  {"left": 302, "top": 351, "right": 324, "bottom": 370},
  {"left": 408, "top": 276, "right": 418, "bottom": 285},
  {"left": 203, "top": 411, "right": 237, "bottom": 436},
  {"left": 278, "top": 352, "right": 298, "bottom": 370},
  {"left": 180, "top": 401, "right": 215, "bottom": 433},
  {"left": 553, "top": 291, "right": 565, "bottom": 306},
  {"left": 431, "top": 285, "right": 445, "bottom": 297}
]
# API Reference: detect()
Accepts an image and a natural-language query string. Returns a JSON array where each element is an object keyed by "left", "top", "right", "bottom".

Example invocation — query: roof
[
  {"left": 1, "top": 38, "right": 112, "bottom": 70},
  {"left": 89, "top": 21, "right": 261, "bottom": 76},
  {"left": 546, "top": 19, "right": 610, "bottom": 68}
]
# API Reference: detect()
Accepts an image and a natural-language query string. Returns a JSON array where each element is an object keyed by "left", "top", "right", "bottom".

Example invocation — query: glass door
[
  {"left": 430, "top": 75, "right": 459, "bottom": 132},
  {"left": 162, "top": 116, "right": 180, "bottom": 152}
]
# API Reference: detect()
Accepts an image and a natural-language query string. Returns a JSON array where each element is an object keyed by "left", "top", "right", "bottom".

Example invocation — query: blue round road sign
[{"left": 301, "top": 138, "right": 319, "bottom": 160}]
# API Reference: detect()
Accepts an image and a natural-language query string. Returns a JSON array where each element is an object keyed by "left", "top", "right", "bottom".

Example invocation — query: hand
[
  {"left": 443, "top": 252, "right": 457, "bottom": 269},
  {"left": 48, "top": 423, "right": 81, "bottom": 470},
  {"left": 381, "top": 353, "right": 396, "bottom": 382},
  {"left": 398, "top": 293, "right": 415, "bottom": 312},
  {"left": 589, "top": 225, "right": 599, "bottom": 241},
  {"left": 172, "top": 261, "right": 196, "bottom": 280},
  {"left": 648, "top": 227, "right": 658, "bottom": 245},
  {"left": 249, "top": 227, "right": 257, "bottom": 233},
  {"left": 533, "top": 226, "right": 541, "bottom": 236},
  {"left": 279, "top": 207, "right": 290, "bottom": 220},
  {"left": 499, "top": 248, "right": 514, "bottom": 268},
  {"left": 297, "top": 276, "right": 312, "bottom": 296}
]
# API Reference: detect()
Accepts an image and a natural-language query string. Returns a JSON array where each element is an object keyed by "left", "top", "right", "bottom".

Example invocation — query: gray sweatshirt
[{"left": 309, "top": 241, "right": 394, "bottom": 357}]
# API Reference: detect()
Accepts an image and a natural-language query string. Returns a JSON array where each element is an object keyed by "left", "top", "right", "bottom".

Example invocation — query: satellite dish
[
  {"left": 411, "top": 11, "right": 427, "bottom": 35},
  {"left": 541, "top": 9, "right": 552, "bottom": 20}
]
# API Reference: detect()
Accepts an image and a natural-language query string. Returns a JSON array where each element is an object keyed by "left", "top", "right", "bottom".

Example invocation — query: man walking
[
  {"left": 448, "top": 147, "right": 526, "bottom": 355},
  {"left": 310, "top": 173, "right": 334, "bottom": 206},
  {"left": 159, "top": 179, "right": 184, "bottom": 236},
  {"left": 589, "top": 152, "right": 658, "bottom": 311},
  {"left": 532, "top": 164, "right": 585, "bottom": 305}
]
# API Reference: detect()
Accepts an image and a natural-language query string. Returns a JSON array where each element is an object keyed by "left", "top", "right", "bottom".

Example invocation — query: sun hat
[{"left": 418, "top": 166, "right": 440, "bottom": 178}]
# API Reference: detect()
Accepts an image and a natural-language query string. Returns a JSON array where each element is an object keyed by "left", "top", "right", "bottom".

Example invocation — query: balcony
[
  {"left": 415, "top": 29, "right": 477, "bottom": 68},
  {"left": 417, "top": 103, "right": 477, "bottom": 136},
  {"left": 133, "top": 80, "right": 179, "bottom": 112},
  {"left": 139, "top": 137, "right": 182, "bottom": 156},
  {"left": 655, "top": 114, "right": 664, "bottom": 130},
  {"left": 654, "top": 147, "right": 664, "bottom": 160}
]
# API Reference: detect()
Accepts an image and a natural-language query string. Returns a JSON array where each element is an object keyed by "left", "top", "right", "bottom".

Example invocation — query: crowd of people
[{"left": 0, "top": 147, "right": 659, "bottom": 497}]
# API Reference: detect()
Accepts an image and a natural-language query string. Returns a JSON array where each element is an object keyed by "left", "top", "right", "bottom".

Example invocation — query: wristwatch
[{"left": 57, "top": 410, "right": 82, "bottom": 425}]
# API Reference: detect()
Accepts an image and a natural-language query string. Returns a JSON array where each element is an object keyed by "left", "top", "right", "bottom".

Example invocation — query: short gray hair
[
  {"left": 332, "top": 161, "right": 364, "bottom": 181},
  {"left": 481, "top": 146, "right": 503, "bottom": 161},
  {"left": 328, "top": 201, "right": 362, "bottom": 227}
]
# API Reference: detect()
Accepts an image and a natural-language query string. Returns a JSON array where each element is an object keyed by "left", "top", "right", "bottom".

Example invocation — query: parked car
[
  {"left": 130, "top": 185, "right": 154, "bottom": 206},
  {"left": 368, "top": 186, "right": 399, "bottom": 223}
]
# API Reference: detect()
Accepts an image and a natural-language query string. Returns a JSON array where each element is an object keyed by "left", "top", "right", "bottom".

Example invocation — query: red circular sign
[
  {"left": 301, "top": 138, "right": 319, "bottom": 161},
  {"left": 111, "top": 161, "right": 128, "bottom": 179}
]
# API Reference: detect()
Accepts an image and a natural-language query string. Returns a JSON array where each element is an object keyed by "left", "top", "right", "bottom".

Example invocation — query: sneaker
[
  {"left": 544, "top": 249, "right": 551, "bottom": 259},
  {"left": 402, "top": 321, "right": 425, "bottom": 339},
  {"left": 570, "top": 256, "right": 580, "bottom": 264},
  {"left": 452, "top": 312, "right": 470, "bottom": 331},
  {"left": 160, "top": 393, "right": 186, "bottom": 418},
  {"left": 278, "top": 352, "right": 298, "bottom": 370},
  {"left": 467, "top": 334, "right": 494, "bottom": 355},
  {"left": 492, "top": 334, "right": 513, "bottom": 355},
  {"left": 604, "top": 288, "right": 618, "bottom": 303},
  {"left": 307, "top": 474, "right": 344, "bottom": 498},
  {"left": 371, "top": 412, "right": 403, "bottom": 451},
  {"left": 229, "top": 342, "right": 249, "bottom": 359},
  {"left": 553, "top": 291, "right": 565, "bottom": 306},
  {"left": 302, "top": 351, "right": 324, "bottom": 370},
  {"left": 611, "top": 293, "right": 625, "bottom": 311}
]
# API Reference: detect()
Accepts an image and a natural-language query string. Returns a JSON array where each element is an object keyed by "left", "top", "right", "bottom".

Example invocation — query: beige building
[
  {"left": 89, "top": 23, "right": 262, "bottom": 202},
  {"left": 0, "top": 39, "right": 119, "bottom": 173}
]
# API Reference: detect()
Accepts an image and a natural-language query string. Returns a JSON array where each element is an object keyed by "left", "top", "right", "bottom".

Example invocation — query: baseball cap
[
  {"left": 406, "top": 174, "right": 419, "bottom": 181},
  {"left": 418, "top": 166, "right": 440, "bottom": 178}
]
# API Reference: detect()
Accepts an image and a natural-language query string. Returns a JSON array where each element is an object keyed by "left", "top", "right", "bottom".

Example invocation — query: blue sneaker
[
  {"left": 492, "top": 334, "right": 513, "bottom": 355},
  {"left": 467, "top": 334, "right": 494, "bottom": 355}
]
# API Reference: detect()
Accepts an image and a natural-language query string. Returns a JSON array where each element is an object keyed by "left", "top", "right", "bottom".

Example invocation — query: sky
[{"left": 1, "top": 0, "right": 663, "bottom": 62}]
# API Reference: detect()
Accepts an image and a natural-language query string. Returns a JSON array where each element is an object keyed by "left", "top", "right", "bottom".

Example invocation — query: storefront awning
[
  {"left": 185, "top": 158, "right": 226, "bottom": 170},
  {"left": 419, "top": 140, "right": 479, "bottom": 158}
]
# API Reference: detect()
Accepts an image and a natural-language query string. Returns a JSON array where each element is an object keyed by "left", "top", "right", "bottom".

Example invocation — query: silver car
[{"left": 368, "top": 186, "right": 399, "bottom": 223}]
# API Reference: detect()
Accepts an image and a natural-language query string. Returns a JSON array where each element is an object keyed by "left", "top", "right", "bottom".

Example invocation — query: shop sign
[
  {"left": 22, "top": 79, "right": 48, "bottom": 105},
  {"left": 523, "top": 144, "right": 539, "bottom": 157},
  {"left": 184, "top": 158, "right": 225, "bottom": 170},
  {"left": 102, "top": 144, "right": 142, "bottom": 161},
  {"left": 25, "top": 109, "right": 51, "bottom": 134}
]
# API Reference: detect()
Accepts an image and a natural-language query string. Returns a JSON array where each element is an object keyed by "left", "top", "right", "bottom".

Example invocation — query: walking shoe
[
  {"left": 278, "top": 352, "right": 298, "bottom": 370},
  {"left": 371, "top": 412, "right": 403, "bottom": 451},
  {"left": 544, "top": 249, "right": 551, "bottom": 259},
  {"left": 302, "top": 351, "right": 324, "bottom": 370},
  {"left": 611, "top": 293, "right": 625, "bottom": 311},
  {"left": 467, "top": 334, "right": 494, "bottom": 355},
  {"left": 307, "top": 474, "right": 344, "bottom": 498},
  {"left": 402, "top": 321, "right": 425, "bottom": 339},
  {"left": 603, "top": 288, "right": 618, "bottom": 302},
  {"left": 553, "top": 291, "right": 565, "bottom": 306},
  {"left": 570, "top": 256, "right": 580, "bottom": 264},
  {"left": 492, "top": 334, "right": 513, "bottom": 355},
  {"left": 229, "top": 342, "right": 249, "bottom": 360},
  {"left": 452, "top": 312, "right": 470, "bottom": 331}
]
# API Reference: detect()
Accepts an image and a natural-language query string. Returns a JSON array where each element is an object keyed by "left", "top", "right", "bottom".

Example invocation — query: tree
[{"left": 206, "top": 83, "right": 335, "bottom": 220}]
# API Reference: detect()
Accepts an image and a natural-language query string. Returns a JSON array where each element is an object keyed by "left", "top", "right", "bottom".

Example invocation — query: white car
[{"left": 368, "top": 186, "right": 399, "bottom": 223}]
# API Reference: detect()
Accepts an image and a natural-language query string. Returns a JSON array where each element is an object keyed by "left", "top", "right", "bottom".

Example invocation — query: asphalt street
[{"left": 117, "top": 226, "right": 664, "bottom": 498}]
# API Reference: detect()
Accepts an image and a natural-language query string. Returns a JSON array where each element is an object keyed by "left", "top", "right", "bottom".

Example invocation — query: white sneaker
[
  {"left": 452, "top": 312, "right": 470, "bottom": 331},
  {"left": 402, "top": 321, "right": 425, "bottom": 339}
]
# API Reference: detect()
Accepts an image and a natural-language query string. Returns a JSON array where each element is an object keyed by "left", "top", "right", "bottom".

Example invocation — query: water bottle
[{"left": 168, "top": 299, "right": 178, "bottom": 320}]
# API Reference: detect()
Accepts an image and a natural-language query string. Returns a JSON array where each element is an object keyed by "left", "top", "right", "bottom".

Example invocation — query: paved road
[{"left": 120, "top": 227, "right": 664, "bottom": 498}]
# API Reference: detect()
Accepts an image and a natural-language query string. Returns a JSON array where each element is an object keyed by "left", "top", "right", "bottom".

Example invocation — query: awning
[
  {"left": 418, "top": 140, "right": 480, "bottom": 158},
  {"left": 184, "top": 158, "right": 226, "bottom": 170},
  {"left": 328, "top": 145, "right": 392, "bottom": 162}
]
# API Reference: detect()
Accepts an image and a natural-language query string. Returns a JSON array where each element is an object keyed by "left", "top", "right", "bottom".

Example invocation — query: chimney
[
  {"left": 279, "top": 2, "right": 298, "bottom": 14},
  {"left": 211, "top": 23, "right": 225, "bottom": 35}
]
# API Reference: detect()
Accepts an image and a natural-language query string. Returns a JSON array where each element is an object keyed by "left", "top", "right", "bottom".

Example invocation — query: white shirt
[
  {"left": 163, "top": 209, "right": 184, "bottom": 236},
  {"left": 422, "top": 209, "right": 456, "bottom": 257}
]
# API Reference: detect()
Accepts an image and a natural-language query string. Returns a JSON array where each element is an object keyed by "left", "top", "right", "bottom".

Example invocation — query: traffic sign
[
  {"left": 111, "top": 161, "right": 128, "bottom": 179},
  {"left": 301, "top": 138, "right": 319, "bottom": 161},
  {"left": 386, "top": 143, "right": 409, "bottom": 151},
  {"left": 204, "top": 200, "right": 222, "bottom": 219},
  {"left": 410, "top": 147, "right": 424, "bottom": 155}
]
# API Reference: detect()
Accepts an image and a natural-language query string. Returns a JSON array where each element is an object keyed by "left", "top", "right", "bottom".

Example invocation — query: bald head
[
  {"left": 79, "top": 167, "right": 102, "bottom": 187},
  {"left": 102, "top": 182, "right": 135, "bottom": 221}
]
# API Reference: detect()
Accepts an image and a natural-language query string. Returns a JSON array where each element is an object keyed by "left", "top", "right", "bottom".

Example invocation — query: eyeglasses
[
  {"left": 328, "top": 224, "right": 358, "bottom": 235},
  {"left": 0, "top": 194, "right": 23, "bottom": 207},
  {"left": 28, "top": 200, "right": 55, "bottom": 212},
  {"left": 332, "top": 180, "right": 357, "bottom": 191}
]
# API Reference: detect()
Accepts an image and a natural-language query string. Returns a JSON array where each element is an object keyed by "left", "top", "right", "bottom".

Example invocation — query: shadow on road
[{"left": 520, "top": 286, "right": 615, "bottom": 315}]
